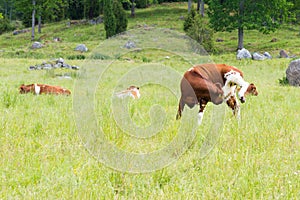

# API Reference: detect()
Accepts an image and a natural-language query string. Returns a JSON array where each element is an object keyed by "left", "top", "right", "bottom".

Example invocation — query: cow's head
[
  {"left": 211, "top": 82, "right": 224, "bottom": 105},
  {"left": 238, "top": 83, "right": 258, "bottom": 103},
  {"left": 245, "top": 83, "right": 258, "bottom": 96},
  {"left": 127, "top": 85, "right": 140, "bottom": 99},
  {"left": 19, "top": 84, "right": 34, "bottom": 94}
]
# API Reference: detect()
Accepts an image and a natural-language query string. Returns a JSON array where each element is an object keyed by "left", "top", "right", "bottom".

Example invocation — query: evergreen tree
[
  {"left": 113, "top": 0, "right": 127, "bottom": 34},
  {"left": 103, "top": 0, "right": 116, "bottom": 38}
]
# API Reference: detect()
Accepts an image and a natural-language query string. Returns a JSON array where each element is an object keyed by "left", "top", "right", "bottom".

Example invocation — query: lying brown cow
[
  {"left": 176, "top": 63, "right": 258, "bottom": 125},
  {"left": 19, "top": 83, "right": 71, "bottom": 95}
]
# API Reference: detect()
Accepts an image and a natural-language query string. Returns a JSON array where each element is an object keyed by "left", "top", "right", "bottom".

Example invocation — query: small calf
[{"left": 115, "top": 86, "right": 140, "bottom": 99}]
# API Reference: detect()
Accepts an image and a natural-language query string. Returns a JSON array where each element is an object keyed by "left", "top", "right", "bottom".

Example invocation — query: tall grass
[
  {"left": 0, "top": 2, "right": 300, "bottom": 199},
  {"left": 1, "top": 51, "right": 300, "bottom": 199}
]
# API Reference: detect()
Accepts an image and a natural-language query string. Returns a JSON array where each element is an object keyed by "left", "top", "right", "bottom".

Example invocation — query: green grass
[{"left": 1, "top": 2, "right": 300, "bottom": 199}]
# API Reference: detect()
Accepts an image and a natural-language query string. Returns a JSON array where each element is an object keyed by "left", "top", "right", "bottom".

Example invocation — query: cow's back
[{"left": 191, "top": 63, "right": 225, "bottom": 85}]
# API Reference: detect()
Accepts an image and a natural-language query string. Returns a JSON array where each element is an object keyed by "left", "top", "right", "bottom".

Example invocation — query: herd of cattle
[{"left": 19, "top": 63, "right": 258, "bottom": 125}]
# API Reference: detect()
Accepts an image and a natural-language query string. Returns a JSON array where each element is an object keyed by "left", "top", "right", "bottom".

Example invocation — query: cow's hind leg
[{"left": 226, "top": 95, "right": 240, "bottom": 120}]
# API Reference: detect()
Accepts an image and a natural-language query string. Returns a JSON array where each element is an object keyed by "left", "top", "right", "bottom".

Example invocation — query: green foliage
[
  {"left": 67, "top": 54, "right": 86, "bottom": 60},
  {"left": 84, "top": 0, "right": 101, "bottom": 19},
  {"left": 279, "top": 76, "right": 289, "bottom": 86},
  {"left": 184, "top": 10, "right": 215, "bottom": 53},
  {"left": 183, "top": 8, "right": 196, "bottom": 32},
  {"left": 90, "top": 53, "right": 111, "bottom": 60},
  {"left": 0, "top": 17, "right": 14, "bottom": 34},
  {"left": 113, "top": 0, "right": 128, "bottom": 34},
  {"left": 208, "top": 0, "right": 293, "bottom": 33},
  {"left": 103, "top": 0, "right": 116, "bottom": 38},
  {"left": 136, "top": 0, "right": 148, "bottom": 8}
]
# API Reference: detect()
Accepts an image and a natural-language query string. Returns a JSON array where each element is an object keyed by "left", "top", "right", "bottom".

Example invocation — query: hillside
[{"left": 0, "top": 2, "right": 299, "bottom": 59}]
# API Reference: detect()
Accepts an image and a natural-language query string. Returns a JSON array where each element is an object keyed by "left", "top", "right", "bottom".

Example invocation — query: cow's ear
[{"left": 215, "top": 82, "right": 222, "bottom": 90}]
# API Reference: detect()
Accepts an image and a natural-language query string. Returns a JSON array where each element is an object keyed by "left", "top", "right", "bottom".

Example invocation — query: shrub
[
  {"left": 184, "top": 11, "right": 215, "bottom": 53},
  {"left": 136, "top": 0, "right": 148, "bottom": 8},
  {"left": 279, "top": 76, "right": 289, "bottom": 86},
  {"left": 183, "top": 8, "right": 196, "bottom": 32},
  {"left": 0, "top": 18, "right": 15, "bottom": 34},
  {"left": 67, "top": 55, "right": 86, "bottom": 60}
]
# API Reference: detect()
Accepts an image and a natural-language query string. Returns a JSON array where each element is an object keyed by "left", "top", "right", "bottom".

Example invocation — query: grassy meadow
[{"left": 1, "top": 2, "right": 300, "bottom": 199}]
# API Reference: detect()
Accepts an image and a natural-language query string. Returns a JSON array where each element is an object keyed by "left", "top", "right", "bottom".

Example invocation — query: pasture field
[
  {"left": 1, "top": 53, "right": 300, "bottom": 199},
  {"left": 0, "top": 2, "right": 300, "bottom": 199}
]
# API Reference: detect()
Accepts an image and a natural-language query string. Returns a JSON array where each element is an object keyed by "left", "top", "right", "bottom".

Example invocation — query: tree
[
  {"left": 131, "top": 0, "right": 135, "bottom": 17},
  {"left": 113, "top": 0, "right": 128, "bottom": 34},
  {"left": 103, "top": 0, "right": 116, "bottom": 38},
  {"left": 31, "top": 0, "right": 35, "bottom": 41},
  {"left": 84, "top": 0, "right": 100, "bottom": 19},
  {"left": 197, "top": 0, "right": 204, "bottom": 16},
  {"left": 208, "top": 0, "right": 293, "bottom": 50},
  {"left": 188, "top": 0, "right": 192, "bottom": 12}
]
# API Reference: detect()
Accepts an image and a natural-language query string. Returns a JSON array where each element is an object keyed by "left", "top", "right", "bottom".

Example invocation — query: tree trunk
[
  {"left": 188, "top": 0, "right": 192, "bottom": 12},
  {"left": 200, "top": 0, "right": 204, "bottom": 17},
  {"left": 31, "top": 0, "right": 36, "bottom": 41},
  {"left": 237, "top": 0, "right": 245, "bottom": 50},
  {"left": 238, "top": 27, "right": 244, "bottom": 50},
  {"left": 131, "top": 0, "right": 135, "bottom": 17},
  {"left": 38, "top": 15, "right": 41, "bottom": 33}
]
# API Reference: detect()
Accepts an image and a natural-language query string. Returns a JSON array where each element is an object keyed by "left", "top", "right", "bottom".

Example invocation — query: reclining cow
[
  {"left": 19, "top": 83, "right": 71, "bottom": 95},
  {"left": 176, "top": 63, "right": 258, "bottom": 125},
  {"left": 115, "top": 86, "right": 141, "bottom": 99}
]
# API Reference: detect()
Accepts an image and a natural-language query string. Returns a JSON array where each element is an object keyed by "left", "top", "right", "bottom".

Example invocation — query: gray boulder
[
  {"left": 75, "top": 44, "right": 88, "bottom": 52},
  {"left": 263, "top": 52, "right": 272, "bottom": 59},
  {"left": 124, "top": 41, "right": 136, "bottom": 49},
  {"left": 286, "top": 59, "right": 300, "bottom": 86},
  {"left": 279, "top": 49, "right": 289, "bottom": 58},
  {"left": 237, "top": 48, "right": 251, "bottom": 60},
  {"left": 252, "top": 52, "right": 265, "bottom": 60},
  {"left": 31, "top": 42, "right": 43, "bottom": 49}
]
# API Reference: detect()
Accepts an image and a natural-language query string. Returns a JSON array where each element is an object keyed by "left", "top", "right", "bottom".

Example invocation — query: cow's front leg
[
  {"left": 176, "top": 96, "right": 185, "bottom": 120},
  {"left": 198, "top": 99, "right": 207, "bottom": 125}
]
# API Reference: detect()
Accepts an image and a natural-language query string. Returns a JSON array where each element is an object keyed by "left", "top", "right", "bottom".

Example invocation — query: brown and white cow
[
  {"left": 115, "top": 86, "right": 141, "bottom": 99},
  {"left": 176, "top": 63, "right": 258, "bottom": 125},
  {"left": 19, "top": 83, "right": 71, "bottom": 95}
]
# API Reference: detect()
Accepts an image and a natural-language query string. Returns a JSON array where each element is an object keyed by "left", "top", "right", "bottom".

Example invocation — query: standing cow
[{"left": 176, "top": 63, "right": 258, "bottom": 124}]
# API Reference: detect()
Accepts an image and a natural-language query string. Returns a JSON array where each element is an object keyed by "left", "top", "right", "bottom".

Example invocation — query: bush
[
  {"left": 183, "top": 8, "right": 196, "bottom": 32},
  {"left": 136, "top": 0, "right": 148, "bottom": 8},
  {"left": 184, "top": 11, "right": 215, "bottom": 53},
  {"left": 121, "top": 0, "right": 132, "bottom": 10},
  {"left": 0, "top": 18, "right": 15, "bottom": 34},
  {"left": 279, "top": 76, "right": 289, "bottom": 86}
]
